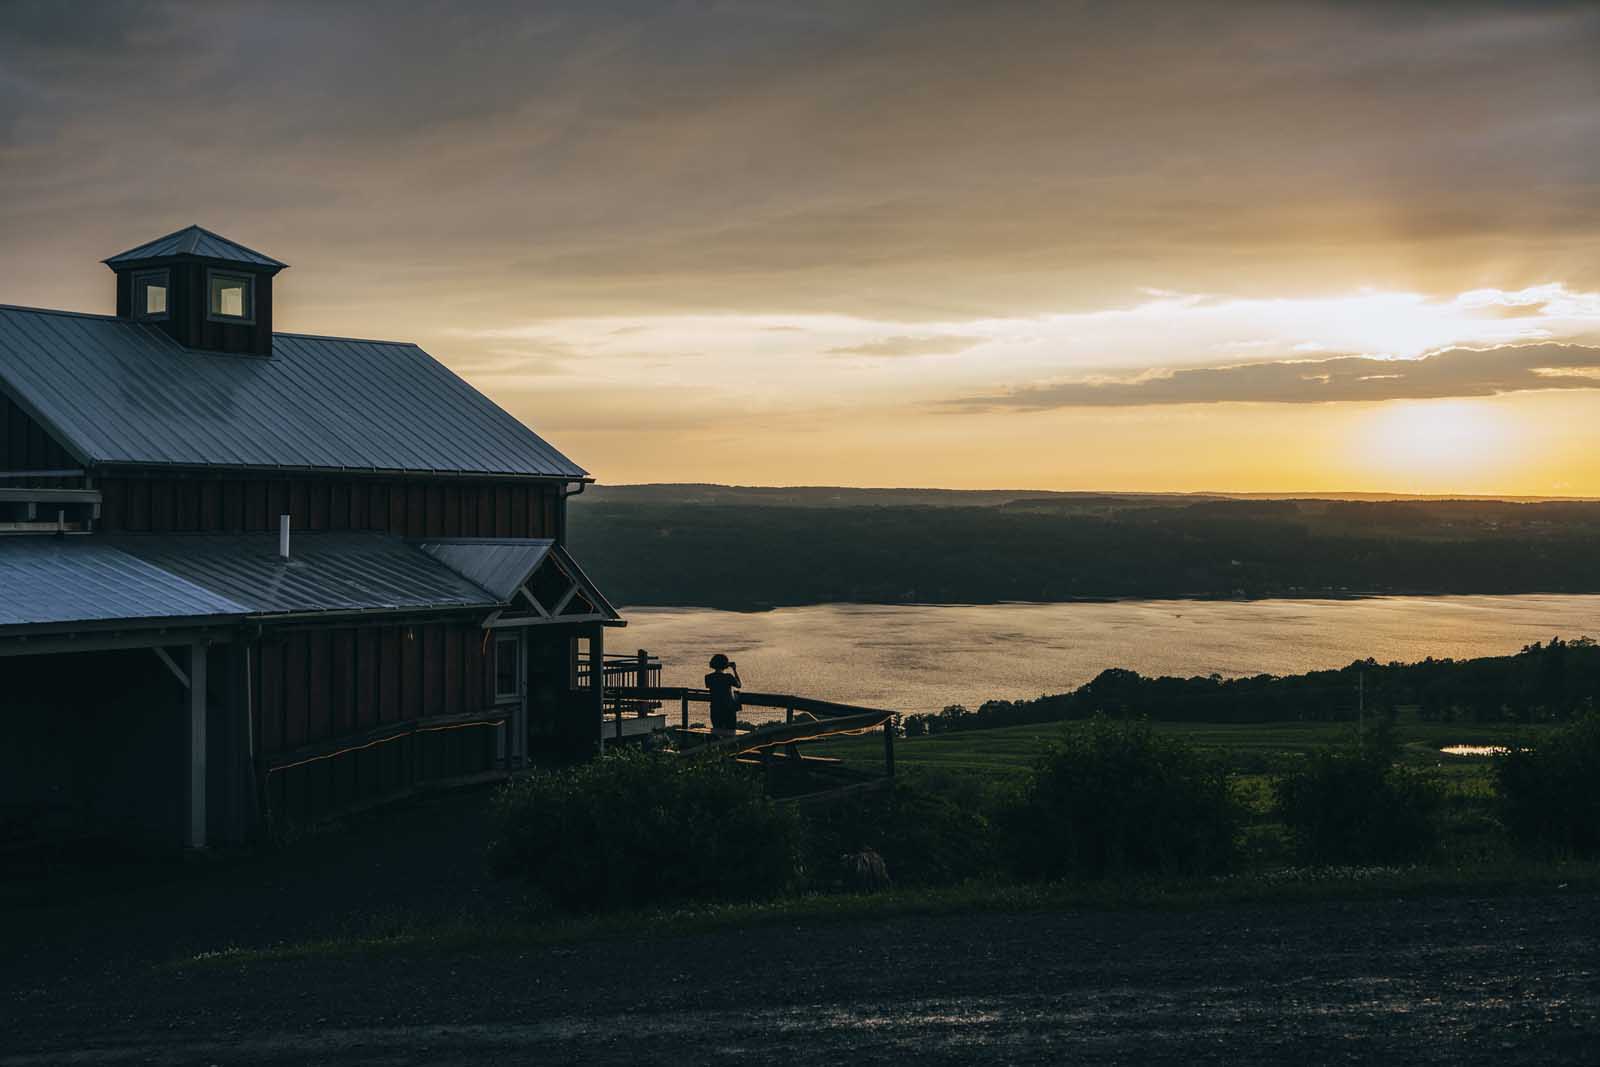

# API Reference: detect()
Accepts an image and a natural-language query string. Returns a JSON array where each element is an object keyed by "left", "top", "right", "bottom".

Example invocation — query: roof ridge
[
  {"left": 273, "top": 328, "right": 420, "bottom": 347},
  {"left": 0, "top": 305, "right": 418, "bottom": 347},
  {"left": 103, "top": 224, "right": 288, "bottom": 268}
]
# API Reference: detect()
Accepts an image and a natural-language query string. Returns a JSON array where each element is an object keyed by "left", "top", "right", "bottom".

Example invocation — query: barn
[{"left": 0, "top": 226, "right": 621, "bottom": 850}]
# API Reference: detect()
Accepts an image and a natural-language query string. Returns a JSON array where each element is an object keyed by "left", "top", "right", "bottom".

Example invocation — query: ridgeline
[{"left": 568, "top": 485, "right": 1600, "bottom": 610}]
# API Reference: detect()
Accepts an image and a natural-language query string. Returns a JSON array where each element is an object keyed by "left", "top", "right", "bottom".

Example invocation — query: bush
[
  {"left": 1495, "top": 715, "right": 1600, "bottom": 857},
  {"left": 488, "top": 750, "right": 801, "bottom": 912},
  {"left": 800, "top": 772, "right": 1001, "bottom": 888},
  {"left": 1275, "top": 733, "right": 1442, "bottom": 864},
  {"left": 1000, "top": 717, "right": 1240, "bottom": 879}
]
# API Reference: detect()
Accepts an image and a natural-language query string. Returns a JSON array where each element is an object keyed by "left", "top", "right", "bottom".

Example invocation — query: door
[{"left": 492, "top": 631, "right": 527, "bottom": 769}]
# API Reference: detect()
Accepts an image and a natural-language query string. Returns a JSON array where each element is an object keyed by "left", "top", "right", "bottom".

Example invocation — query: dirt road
[
  {"left": 4, "top": 791, "right": 1597, "bottom": 1064},
  {"left": 6, "top": 891, "right": 1599, "bottom": 1064}
]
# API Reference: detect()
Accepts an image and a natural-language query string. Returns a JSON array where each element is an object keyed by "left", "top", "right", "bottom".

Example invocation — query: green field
[
  {"left": 811, "top": 716, "right": 1543, "bottom": 781},
  {"left": 811, "top": 715, "right": 1549, "bottom": 864}
]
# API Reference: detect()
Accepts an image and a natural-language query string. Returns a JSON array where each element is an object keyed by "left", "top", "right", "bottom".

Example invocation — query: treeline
[
  {"left": 904, "top": 638, "right": 1600, "bottom": 736},
  {"left": 566, "top": 496, "right": 1600, "bottom": 609}
]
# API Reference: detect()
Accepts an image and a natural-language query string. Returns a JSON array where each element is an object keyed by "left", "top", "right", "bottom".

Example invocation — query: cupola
[{"left": 104, "top": 225, "right": 287, "bottom": 357}]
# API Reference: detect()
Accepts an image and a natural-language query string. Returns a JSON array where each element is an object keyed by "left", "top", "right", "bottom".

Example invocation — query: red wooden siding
[
  {"left": 77, "top": 468, "right": 567, "bottom": 826},
  {"left": 256, "top": 620, "right": 499, "bottom": 823},
  {"left": 97, "top": 475, "right": 562, "bottom": 538}
]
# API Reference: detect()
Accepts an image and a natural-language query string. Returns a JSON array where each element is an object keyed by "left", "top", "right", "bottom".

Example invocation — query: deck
[{"left": 603, "top": 679, "right": 898, "bottom": 800}]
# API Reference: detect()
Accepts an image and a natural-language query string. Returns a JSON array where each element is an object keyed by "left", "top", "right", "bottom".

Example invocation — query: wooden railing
[
  {"left": 602, "top": 684, "right": 897, "bottom": 778},
  {"left": 582, "top": 650, "right": 664, "bottom": 720},
  {"left": 263, "top": 708, "right": 508, "bottom": 777}
]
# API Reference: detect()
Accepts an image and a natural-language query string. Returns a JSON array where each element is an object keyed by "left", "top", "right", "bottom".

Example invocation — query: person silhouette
[{"left": 705, "top": 653, "right": 742, "bottom": 735}]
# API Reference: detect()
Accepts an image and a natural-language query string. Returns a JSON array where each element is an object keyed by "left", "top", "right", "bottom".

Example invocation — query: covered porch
[{"left": 0, "top": 531, "right": 622, "bottom": 850}]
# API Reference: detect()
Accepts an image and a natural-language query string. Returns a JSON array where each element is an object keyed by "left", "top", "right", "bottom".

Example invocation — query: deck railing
[
  {"left": 601, "top": 683, "right": 897, "bottom": 780},
  {"left": 580, "top": 650, "right": 664, "bottom": 719}
]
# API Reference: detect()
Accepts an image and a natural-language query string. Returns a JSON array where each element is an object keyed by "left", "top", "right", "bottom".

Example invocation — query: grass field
[
  {"left": 810, "top": 714, "right": 1550, "bottom": 865},
  {"left": 810, "top": 715, "right": 1546, "bottom": 781}
]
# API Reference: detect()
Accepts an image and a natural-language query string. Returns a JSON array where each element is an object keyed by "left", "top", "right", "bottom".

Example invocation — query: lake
[{"left": 617, "top": 595, "right": 1600, "bottom": 717}]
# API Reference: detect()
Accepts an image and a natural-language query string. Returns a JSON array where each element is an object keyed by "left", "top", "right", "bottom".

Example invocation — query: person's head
[{"left": 709, "top": 653, "right": 730, "bottom": 671}]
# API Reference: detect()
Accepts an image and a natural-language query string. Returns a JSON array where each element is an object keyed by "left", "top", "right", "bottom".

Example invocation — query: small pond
[{"left": 1439, "top": 745, "right": 1511, "bottom": 757}]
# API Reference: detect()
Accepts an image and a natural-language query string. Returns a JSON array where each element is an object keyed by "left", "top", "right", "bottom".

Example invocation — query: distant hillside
[
  {"left": 568, "top": 488, "right": 1600, "bottom": 610},
  {"left": 577, "top": 483, "right": 1185, "bottom": 509},
  {"left": 581, "top": 483, "right": 1594, "bottom": 510}
]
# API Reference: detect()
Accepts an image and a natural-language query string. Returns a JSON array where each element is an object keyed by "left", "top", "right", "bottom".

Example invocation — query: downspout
[{"left": 557, "top": 480, "right": 588, "bottom": 545}]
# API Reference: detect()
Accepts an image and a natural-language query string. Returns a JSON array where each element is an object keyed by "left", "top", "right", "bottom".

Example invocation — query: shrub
[
  {"left": 1495, "top": 715, "right": 1600, "bottom": 857},
  {"left": 800, "top": 773, "right": 1000, "bottom": 888},
  {"left": 1000, "top": 717, "right": 1240, "bottom": 879},
  {"left": 1275, "top": 733, "right": 1442, "bottom": 864},
  {"left": 488, "top": 750, "right": 801, "bottom": 912}
]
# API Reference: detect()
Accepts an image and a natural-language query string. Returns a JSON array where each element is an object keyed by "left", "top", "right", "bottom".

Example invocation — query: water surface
[{"left": 617, "top": 595, "right": 1600, "bottom": 716}]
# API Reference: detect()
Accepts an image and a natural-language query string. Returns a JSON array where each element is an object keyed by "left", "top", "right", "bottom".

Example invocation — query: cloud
[
  {"left": 3, "top": 2, "right": 1598, "bottom": 322},
  {"left": 828, "top": 334, "right": 983, "bottom": 357},
  {"left": 953, "top": 343, "right": 1600, "bottom": 410}
]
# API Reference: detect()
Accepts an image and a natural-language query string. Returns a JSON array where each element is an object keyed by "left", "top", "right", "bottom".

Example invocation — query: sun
[{"left": 1353, "top": 399, "right": 1520, "bottom": 490}]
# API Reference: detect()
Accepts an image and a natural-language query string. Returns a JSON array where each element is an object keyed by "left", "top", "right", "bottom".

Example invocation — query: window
[
  {"left": 132, "top": 270, "right": 168, "bottom": 320},
  {"left": 572, "top": 636, "right": 593, "bottom": 689},
  {"left": 207, "top": 270, "right": 254, "bottom": 323},
  {"left": 494, "top": 633, "right": 521, "bottom": 702}
]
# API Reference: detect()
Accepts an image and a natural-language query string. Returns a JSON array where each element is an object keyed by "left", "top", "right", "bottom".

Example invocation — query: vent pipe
[{"left": 278, "top": 514, "right": 291, "bottom": 560}]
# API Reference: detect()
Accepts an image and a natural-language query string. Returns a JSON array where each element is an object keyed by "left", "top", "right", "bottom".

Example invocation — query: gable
[{"left": 417, "top": 538, "right": 621, "bottom": 626}]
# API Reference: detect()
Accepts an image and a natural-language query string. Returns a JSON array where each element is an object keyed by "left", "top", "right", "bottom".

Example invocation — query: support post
[
  {"left": 188, "top": 642, "right": 208, "bottom": 849},
  {"left": 681, "top": 693, "right": 690, "bottom": 731},
  {"left": 883, "top": 719, "right": 895, "bottom": 778}
]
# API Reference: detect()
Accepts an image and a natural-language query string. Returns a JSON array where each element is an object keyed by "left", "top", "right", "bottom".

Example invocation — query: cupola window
[
  {"left": 207, "top": 270, "right": 254, "bottom": 323},
  {"left": 132, "top": 270, "right": 169, "bottom": 320}
]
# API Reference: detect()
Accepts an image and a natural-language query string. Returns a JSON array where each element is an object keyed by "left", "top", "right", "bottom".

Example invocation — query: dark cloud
[
  {"left": 955, "top": 344, "right": 1600, "bottom": 410},
  {"left": 0, "top": 2, "right": 1596, "bottom": 321},
  {"left": 828, "top": 335, "right": 982, "bottom": 357}
]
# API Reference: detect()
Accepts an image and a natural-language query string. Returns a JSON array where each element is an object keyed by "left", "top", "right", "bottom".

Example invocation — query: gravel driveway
[{"left": 4, "top": 792, "right": 1597, "bottom": 1064}]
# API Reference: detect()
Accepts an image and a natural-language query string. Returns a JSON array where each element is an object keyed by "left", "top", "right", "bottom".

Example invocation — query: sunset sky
[{"left": 2, "top": 1, "right": 1597, "bottom": 495}]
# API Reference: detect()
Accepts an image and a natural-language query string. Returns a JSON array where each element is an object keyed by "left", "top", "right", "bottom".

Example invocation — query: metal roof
[
  {"left": 115, "top": 533, "right": 499, "bottom": 618},
  {"left": 0, "top": 532, "right": 624, "bottom": 636},
  {"left": 0, "top": 538, "right": 246, "bottom": 628},
  {"left": 103, "top": 225, "right": 288, "bottom": 269},
  {"left": 0, "top": 305, "right": 588, "bottom": 479},
  {"left": 0, "top": 532, "right": 499, "bottom": 633},
  {"left": 418, "top": 537, "right": 622, "bottom": 621},
  {"left": 416, "top": 538, "right": 556, "bottom": 601}
]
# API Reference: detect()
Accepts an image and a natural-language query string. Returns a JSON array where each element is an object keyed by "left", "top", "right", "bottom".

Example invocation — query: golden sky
[{"left": 2, "top": 2, "right": 1597, "bottom": 495}]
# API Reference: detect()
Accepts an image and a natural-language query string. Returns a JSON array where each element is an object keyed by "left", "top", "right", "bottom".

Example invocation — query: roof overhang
[
  {"left": 417, "top": 538, "right": 623, "bottom": 627},
  {"left": 0, "top": 532, "right": 624, "bottom": 654}
]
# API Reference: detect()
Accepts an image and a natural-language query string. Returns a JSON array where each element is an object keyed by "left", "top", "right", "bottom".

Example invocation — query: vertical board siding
[
  {"left": 331, "top": 629, "right": 356, "bottom": 736},
  {"left": 379, "top": 627, "right": 402, "bottom": 723},
  {"left": 355, "top": 629, "right": 379, "bottom": 729},
  {"left": 0, "top": 393, "right": 78, "bottom": 474},
  {"left": 401, "top": 626, "right": 423, "bottom": 720},
  {"left": 82, "top": 471, "right": 564, "bottom": 827},
  {"left": 254, "top": 619, "right": 500, "bottom": 825},
  {"left": 284, "top": 634, "right": 309, "bottom": 748},
  {"left": 444, "top": 629, "right": 463, "bottom": 717},
  {"left": 93, "top": 476, "right": 560, "bottom": 538},
  {"left": 308, "top": 631, "right": 332, "bottom": 741},
  {"left": 253, "top": 624, "right": 508, "bottom": 754}
]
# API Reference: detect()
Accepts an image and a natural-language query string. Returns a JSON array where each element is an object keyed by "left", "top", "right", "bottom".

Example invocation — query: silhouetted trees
[
  {"left": 899, "top": 638, "right": 1600, "bottom": 735},
  {"left": 568, "top": 497, "right": 1600, "bottom": 610}
]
